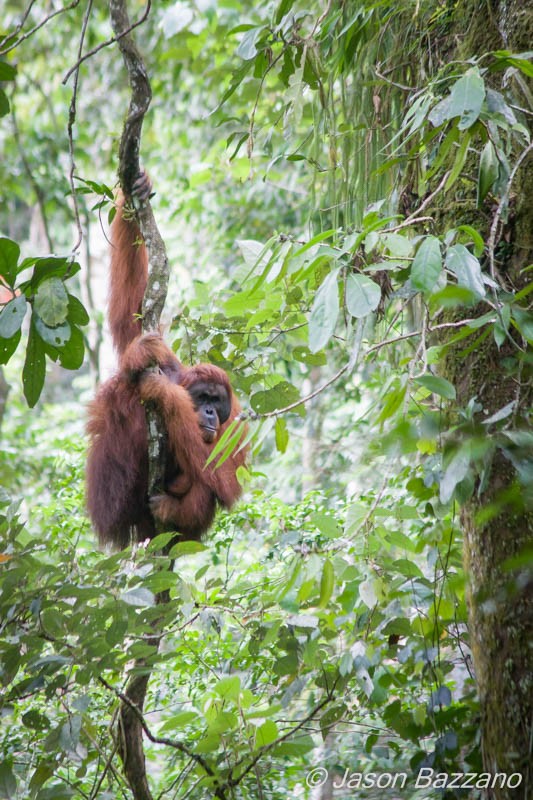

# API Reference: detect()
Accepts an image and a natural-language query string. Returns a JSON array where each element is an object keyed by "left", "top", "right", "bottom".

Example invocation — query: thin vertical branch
[{"left": 107, "top": 3, "right": 172, "bottom": 799}]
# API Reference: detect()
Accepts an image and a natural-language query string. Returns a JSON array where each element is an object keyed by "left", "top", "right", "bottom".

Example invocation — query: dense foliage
[{"left": 0, "top": 1, "right": 531, "bottom": 799}]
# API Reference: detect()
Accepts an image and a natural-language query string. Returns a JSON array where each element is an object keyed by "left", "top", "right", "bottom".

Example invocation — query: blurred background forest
[{"left": 0, "top": 1, "right": 531, "bottom": 799}]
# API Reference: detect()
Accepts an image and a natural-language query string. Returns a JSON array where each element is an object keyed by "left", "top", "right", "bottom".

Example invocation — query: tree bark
[{"left": 439, "top": 2, "right": 533, "bottom": 795}]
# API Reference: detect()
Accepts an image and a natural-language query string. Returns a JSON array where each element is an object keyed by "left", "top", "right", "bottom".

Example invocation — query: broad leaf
[
  {"left": 446, "top": 244, "right": 486, "bottom": 297},
  {"left": 440, "top": 447, "right": 471, "bottom": 504},
  {"left": 345, "top": 273, "right": 381, "bottom": 317},
  {"left": 308, "top": 268, "right": 340, "bottom": 352},
  {"left": 34, "top": 278, "right": 69, "bottom": 326},
  {"left": 415, "top": 374, "right": 456, "bottom": 400},
  {"left": 0, "top": 237, "right": 20, "bottom": 286},
  {"left": 411, "top": 236, "right": 442, "bottom": 292},
  {"left": 34, "top": 316, "right": 71, "bottom": 348},
  {"left": 448, "top": 67, "right": 485, "bottom": 129},
  {"left": 318, "top": 560, "right": 334, "bottom": 608},
  {"left": 477, "top": 140, "right": 499, "bottom": 206},
  {"left": 0, "top": 295, "right": 27, "bottom": 338},
  {"left": 22, "top": 322, "right": 46, "bottom": 408},
  {"left": 251, "top": 381, "right": 301, "bottom": 414},
  {"left": 57, "top": 325, "right": 85, "bottom": 370},
  {"left": 0, "top": 329, "right": 20, "bottom": 365},
  {"left": 120, "top": 588, "right": 155, "bottom": 607}
]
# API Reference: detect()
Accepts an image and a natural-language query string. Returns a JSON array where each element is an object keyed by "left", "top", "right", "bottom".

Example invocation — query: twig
[
  {"left": 10, "top": 99, "right": 54, "bottom": 252},
  {"left": 227, "top": 689, "right": 336, "bottom": 789},
  {"left": 66, "top": 0, "right": 93, "bottom": 253},
  {"left": 4, "top": 0, "right": 38, "bottom": 40},
  {"left": 98, "top": 677, "right": 220, "bottom": 777},
  {"left": 386, "top": 215, "right": 433, "bottom": 232},
  {"left": 107, "top": 4, "right": 174, "bottom": 799},
  {"left": 249, "top": 360, "right": 352, "bottom": 420},
  {"left": 364, "top": 316, "right": 488, "bottom": 356},
  {"left": 62, "top": 1, "right": 151, "bottom": 85},
  {"left": 0, "top": 0, "right": 80, "bottom": 56},
  {"left": 309, "top": 0, "right": 333, "bottom": 38},
  {"left": 395, "top": 170, "right": 450, "bottom": 230},
  {"left": 487, "top": 141, "right": 533, "bottom": 280}
]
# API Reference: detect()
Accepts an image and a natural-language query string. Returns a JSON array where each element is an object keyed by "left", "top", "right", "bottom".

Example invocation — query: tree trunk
[{"left": 439, "top": 2, "right": 533, "bottom": 795}]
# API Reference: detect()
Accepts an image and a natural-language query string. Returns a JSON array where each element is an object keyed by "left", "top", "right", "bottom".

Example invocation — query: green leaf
[
  {"left": 214, "top": 60, "right": 253, "bottom": 112},
  {"left": 205, "top": 418, "right": 249, "bottom": 467},
  {"left": 29, "top": 256, "right": 80, "bottom": 287},
  {"left": 456, "top": 225, "right": 485, "bottom": 257},
  {"left": 446, "top": 244, "right": 486, "bottom": 297},
  {"left": 293, "top": 229, "right": 336, "bottom": 257},
  {"left": 308, "top": 268, "right": 340, "bottom": 353},
  {"left": 251, "top": 381, "right": 301, "bottom": 414},
  {"left": 170, "top": 540, "right": 208, "bottom": 558},
  {"left": 0, "top": 759, "right": 17, "bottom": 798},
  {"left": 0, "top": 329, "right": 20, "bottom": 364},
  {"left": 0, "top": 295, "right": 27, "bottom": 338},
  {"left": 158, "top": 712, "right": 198, "bottom": 733},
  {"left": 214, "top": 676, "right": 241, "bottom": 701},
  {"left": 448, "top": 67, "right": 485, "bottom": 129},
  {"left": 414, "top": 374, "right": 456, "bottom": 400},
  {"left": 440, "top": 446, "right": 471, "bottom": 504},
  {"left": 319, "top": 560, "right": 334, "bottom": 608},
  {"left": 0, "top": 89, "right": 9, "bottom": 117},
  {"left": 428, "top": 95, "right": 454, "bottom": 127},
  {"left": 512, "top": 308, "right": 533, "bottom": 343},
  {"left": 237, "top": 238, "right": 271, "bottom": 270},
  {"left": 491, "top": 50, "right": 533, "bottom": 78},
  {"left": 255, "top": 720, "right": 278, "bottom": 747},
  {"left": 445, "top": 129, "right": 471, "bottom": 192},
  {"left": 377, "top": 382, "right": 406, "bottom": 424},
  {"left": 392, "top": 559, "right": 424, "bottom": 579},
  {"left": 345, "top": 273, "right": 381, "bottom": 317},
  {"left": 0, "top": 62, "right": 17, "bottom": 81},
  {"left": 57, "top": 325, "right": 85, "bottom": 370},
  {"left": 275, "top": 417, "right": 289, "bottom": 453},
  {"left": 477, "top": 140, "right": 499, "bottom": 206},
  {"left": 34, "top": 278, "right": 69, "bottom": 326},
  {"left": 67, "top": 294, "right": 90, "bottom": 325},
  {"left": 383, "top": 617, "right": 412, "bottom": 636},
  {"left": 120, "top": 588, "right": 155, "bottom": 607},
  {"left": 310, "top": 511, "right": 340, "bottom": 539},
  {"left": 34, "top": 316, "right": 71, "bottom": 348},
  {"left": 485, "top": 88, "right": 517, "bottom": 124},
  {"left": 0, "top": 238, "right": 20, "bottom": 285},
  {"left": 273, "top": 734, "right": 315, "bottom": 757},
  {"left": 482, "top": 401, "right": 515, "bottom": 425},
  {"left": 236, "top": 26, "right": 264, "bottom": 60},
  {"left": 22, "top": 322, "right": 46, "bottom": 408},
  {"left": 411, "top": 236, "right": 442, "bottom": 292}
]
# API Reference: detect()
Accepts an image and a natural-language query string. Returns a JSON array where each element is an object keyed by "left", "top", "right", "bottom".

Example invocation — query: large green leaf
[
  {"left": 34, "top": 278, "right": 69, "bottom": 326},
  {"left": 251, "top": 381, "right": 301, "bottom": 414},
  {"left": 308, "top": 268, "right": 340, "bottom": 352},
  {"left": 345, "top": 273, "right": 381, "bottom": 318},
  {"left": 57, "top": 325, "right": 85, "bottom": 369},
  {"left": 34, "top": 316, "right": 71, "bottom": 348},
  {"left": 0, "top": 295, "right": 27, "bottom": 338},
  {"left": 0, "top": 237, "right": 20, "bottom": 286},
  {"left": 440, "top": 447, "right": 471, "bottom": 504},
  {"left": 448, "top": 67, "right": 485, "bottom": 129},
  {"left": 446, "top": 244, "right": 486, "bottom": 297},
  {"left": 411, "top": 236, "right": 442, "bottom": 292},
  {"left": 22, "top": 322, "right": 46, "bottom": 408},
  {"left": 477, "top": 140, "right": 499, "bottom": 206},
  {"left": 415, "top": 374, "right": 456, "bottom": 400}
]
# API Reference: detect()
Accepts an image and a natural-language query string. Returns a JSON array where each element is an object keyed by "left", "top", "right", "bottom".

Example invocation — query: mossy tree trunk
[{"left": 434, "top": 2, "right": 532, "bottom": 795}]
